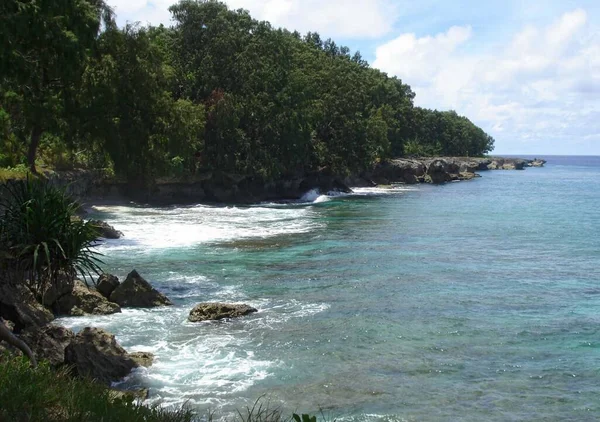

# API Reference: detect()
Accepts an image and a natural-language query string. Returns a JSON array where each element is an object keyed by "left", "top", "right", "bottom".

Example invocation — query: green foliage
[
  {"left": 0, "top": 177, "right": 103, "bottom": 298},
  {"left": 0, "top": 0, "right": 115, "bottom": 170},
  {"left": 0, "top": 354, "right": 198, "bottom": 422},
  {"left": 0, "top": 0, "right": 495, "bottom": 185},
  {"left": 293, "top": 414, "right": 317, "bottom": 422}
]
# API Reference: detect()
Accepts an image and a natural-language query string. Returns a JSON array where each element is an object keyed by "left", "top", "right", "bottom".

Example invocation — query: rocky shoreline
[
  {"left": 34, "top": 156, "right": 545, "bottom": 206},
  {"left": 0, "top": 270, "right": 258, "bottom": 399}
]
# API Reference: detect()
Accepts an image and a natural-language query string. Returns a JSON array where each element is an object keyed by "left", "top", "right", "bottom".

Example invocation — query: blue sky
[{"left": 108, "top": 0, "right": 600, "bottom": 155}]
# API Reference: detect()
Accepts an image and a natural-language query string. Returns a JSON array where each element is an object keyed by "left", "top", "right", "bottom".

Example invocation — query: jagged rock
[
  {"left": 128, "top": 351, "right": 154, "bottom": 367},
  {"left": 110, "top": 270, "right": 172, "bottom": 308},
  {"left": 64, "top": 327, "right": 138, "bottom": 385},
  {"left": 55, "top": 280, "right": 121, "bottom": 316},
  {"left": 425, "top": 159, "right": 452, "bottom": 184},
  {"left": 188, "top": 303, "right": 258, "bottom": 322},
  {"left": 528, "top": 159, "right": 546, "bottom": 167},
  {"left": 371, "top": 159, "right": 426, "bottom": 184},
  {"left": 97, "top": 274, "right": 120, "bottom": 299},
  {"left": 40, "top": 274, "right": 75, "bottom": 308},
  {"left": 20, "top": 324, "right": 75, "bottom": 367},
  {"left": 0, "top": 282, "right": 54, "bottom": 331},
  {"left": 89, "top": 220, "right": 123, "bottom": 239}
]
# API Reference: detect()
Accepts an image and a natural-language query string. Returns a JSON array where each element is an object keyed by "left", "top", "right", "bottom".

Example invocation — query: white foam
[
  {"left": 91, "top": 204, "right": 321, "bottom": 251},
  {"left": 56, "top": 297, "right": 328, "bottom": 410}
]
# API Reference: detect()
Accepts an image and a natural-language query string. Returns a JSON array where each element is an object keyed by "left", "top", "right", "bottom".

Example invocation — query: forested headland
[{"left": 0, "top": 0, "right": 495, "bottom": 189}]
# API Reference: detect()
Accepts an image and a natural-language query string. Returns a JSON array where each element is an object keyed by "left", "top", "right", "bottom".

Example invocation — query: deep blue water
[{"left": 59, "top": 157, "right": 600, "bottom": 421}]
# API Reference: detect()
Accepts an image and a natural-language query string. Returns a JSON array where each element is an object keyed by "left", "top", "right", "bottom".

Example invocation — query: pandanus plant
[{"left": 0, "top": 177, "right": 104, "bottom": 297}]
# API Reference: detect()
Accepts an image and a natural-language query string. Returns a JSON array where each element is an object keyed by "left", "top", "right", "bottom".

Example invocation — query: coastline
[{"left": 32, "top": 156, "right": 546, "bottom": 207}]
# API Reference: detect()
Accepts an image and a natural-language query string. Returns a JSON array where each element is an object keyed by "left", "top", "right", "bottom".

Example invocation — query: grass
[
  {"left": 0, "top": 354, "right": 197, "bottom": 422},
  {"left": 0, "top": 165, "right": 30, "bottom": 182}
]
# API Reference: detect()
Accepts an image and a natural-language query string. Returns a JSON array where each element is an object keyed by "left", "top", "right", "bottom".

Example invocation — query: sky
[{"left": 107, "top": 0, "right": 600, "bottom": 155}]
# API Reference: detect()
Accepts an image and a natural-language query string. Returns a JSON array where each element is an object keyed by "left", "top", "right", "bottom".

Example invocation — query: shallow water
[{"left": 58, "top": 156, "right": 600, "bottom": 421}]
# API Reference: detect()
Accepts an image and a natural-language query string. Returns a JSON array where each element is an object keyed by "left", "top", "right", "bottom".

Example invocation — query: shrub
[{"left": 0, "top": 177, "right": 103, "bottom": 299}]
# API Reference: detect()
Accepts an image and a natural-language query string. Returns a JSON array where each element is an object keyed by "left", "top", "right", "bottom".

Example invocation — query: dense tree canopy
[{"left": 0, "top": 0, "right": 495, "bottom": 184}]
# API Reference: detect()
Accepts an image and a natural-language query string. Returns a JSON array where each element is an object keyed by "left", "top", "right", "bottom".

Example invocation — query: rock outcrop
[
  {"left": 64, "top": 327, "right": 138, "bottom": 385},
  {"left": 96, "top": 274, "right": 120, "bottom": 299},
  {"left": 20, "top": 324, "right": 75, "bottom": 367},
  {"left": 110, "top": 270, "right": 172, "bottom": 308},
  {"left": 128, "top": 351, "right": 154, "bottom": 367},
  {"left": 527, "top": 159, "right": 546, "bottom": 167},
  {"left": 89, "top": 220, "right": 123, "bottom": 239},
  {"left": 55, "top": 280, "right": 121, "bottom": 316},
  {"left": 370, "top": 159, "right": 426, "bottom": 184},
  {"left": 188, "top": 303, "right": 258, "bottom": 322},
  {"left": 0, "top": 282, "right": 54, "bottom": 331}
]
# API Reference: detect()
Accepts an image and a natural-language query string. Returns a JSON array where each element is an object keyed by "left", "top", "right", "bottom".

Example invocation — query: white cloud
[
  {"left": 373, "top": 8, "right": 600, "bottom": 154},
  {"left": 226, "top": 0, "right": 398, "bottom": 38},
  {"left": 108, "top": 0, "right": 398, "bottom": 38}
]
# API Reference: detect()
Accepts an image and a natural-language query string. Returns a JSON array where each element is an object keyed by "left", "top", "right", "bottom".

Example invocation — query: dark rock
[
  {"left": 89, "top": 220, "right": 123, "bottom": 239},
  {"left": 128, "top": 351, "right": 154, "bottom": 367},
  {"left": 0, "top": 282, "right": 54, "bottom": 331},
  {"left": 20, "top": 324, "right": 75, "bottom": 367},
  {"left": 528, "top": 159, "right": 546, "bottom": 167},
  {"left": 96, "top": 274, "right": 120, "bottom": 299},
  {"left": 109, "top": 270, "right": 172, "bottom": 308},
  {"left": 40, "top": 274, "right": 75, "bottom": 308},
  {"left": 371, "top": 159, "right": 426, "bottom": 184},
  {"left": 64, "top": 327, "right": 138, "bottom": 385},
  {"left": 55, "top": 280, "right": 121, "bottom": 316},
  {"left": 188, "top": 303, "right": 258, "bottom": 322},
  {"left": 424, "top": 159, "right": 452, "bottom": 184}
]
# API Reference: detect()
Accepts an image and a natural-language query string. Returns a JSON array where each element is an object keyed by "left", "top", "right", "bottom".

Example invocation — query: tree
[{"left": 0, "top": 0, "right": 114, "bottom": 172}]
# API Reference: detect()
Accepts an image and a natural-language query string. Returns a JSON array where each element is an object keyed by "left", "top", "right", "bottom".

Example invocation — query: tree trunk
[
  {"left": 0, "top": 319, "right": 37, "bottom": 368},
  {"left": 27, "top": 124, "right": 42, "bottom": 173}
]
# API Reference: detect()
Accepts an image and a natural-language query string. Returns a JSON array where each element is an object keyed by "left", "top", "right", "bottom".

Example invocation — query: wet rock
[
  {"left": 109, "top": 270, "right": 172, "bottom": 308},
  {"left": 528, "top": 159, "right": 546, "bottom": 167},
  {"left": 55, "top": 280, "right": 121, "bottom": 316},
  {"left": 128, "top": 351, "right": 154, "bottom": 367},
  {"left": 20, "top": 324, "right": 75, "bottom": 367},
  {"left": 89, "top": 220, "right": 123, "bottom": 239},
  {"left": 96, "top": 274, "right": 120, "bottom": 299},
  {"left": 64, "top": 327, "right": 138, "bottom": 385},
  {"left": 188, "top": 303, "right": 258, "bottom": 322}
]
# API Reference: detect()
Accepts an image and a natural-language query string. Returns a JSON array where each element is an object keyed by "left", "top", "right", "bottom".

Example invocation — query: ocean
[{"left": 58, "top": 156, "right": 600, "bottom": 421}]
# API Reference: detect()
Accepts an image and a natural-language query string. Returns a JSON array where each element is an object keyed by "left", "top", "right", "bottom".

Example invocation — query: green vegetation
[
  {"left": 0, "top": 354, "right": 197, "bottom": 422},
  {"left": 0, "top": 178, "right": 103, "bottom": 299},
  {"left": 0, "top": 0, "right": 494, "bottom": 187}
]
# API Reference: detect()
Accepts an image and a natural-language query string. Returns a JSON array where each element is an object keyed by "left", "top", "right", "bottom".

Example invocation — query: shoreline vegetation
[
  {"left": 0, "top": 0, "right": 546, "bottom": 419},
  {"left": 1, "top": 0, "right": 495, "bottom": 193}
]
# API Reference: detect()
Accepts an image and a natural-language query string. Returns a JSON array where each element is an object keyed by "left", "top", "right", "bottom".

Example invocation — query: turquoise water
[{"left": 58, "top": 157, "right": 600, "bottom": 421}]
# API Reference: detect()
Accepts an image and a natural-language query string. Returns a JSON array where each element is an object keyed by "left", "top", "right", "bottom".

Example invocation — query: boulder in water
[
  {"left": 55, "top": 280, "right": 121, "bottom": 316},
  {"left": 109, "top": 270, "right": 172, "bottom": 308},
  {"left": 89, "top": 220, "right": 123, "bottom": 239},
  {"left": 96, "top": 274, "right": 120, "bottom": 299},
  {"left": 188, "top": 302, "right": 258, "bottom": 322},
  {"left": 64, "top": 327, "right": 138, "bottom": 385},
  {"left": 128, "top": 351, "right": 154, "bottom": 367}
]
